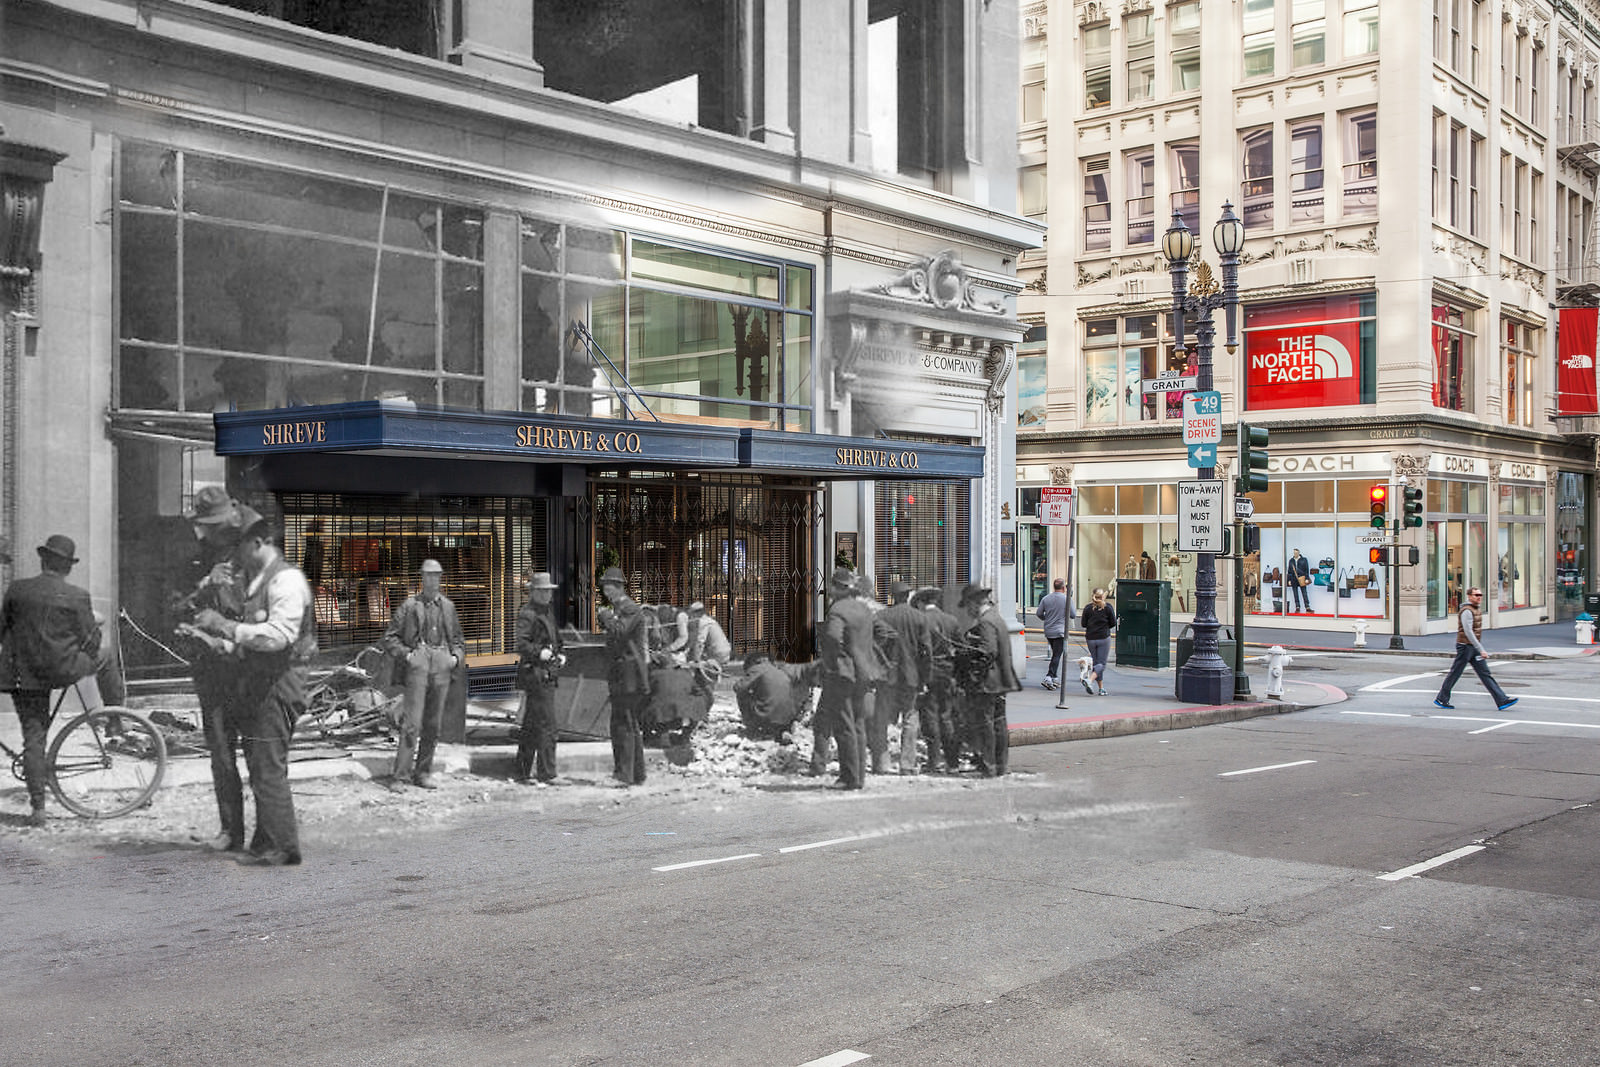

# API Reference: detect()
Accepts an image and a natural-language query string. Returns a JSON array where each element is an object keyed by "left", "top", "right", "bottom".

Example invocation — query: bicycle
[
  {"left": 2, "top": 680, "right": 168, "bottom": 819},
  {"left": 298, "top": 645, "right": 401, "bottom": 742}
]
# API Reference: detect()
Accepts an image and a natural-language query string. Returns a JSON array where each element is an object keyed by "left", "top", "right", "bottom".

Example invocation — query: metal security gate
[
  {"left": 586, "top": 475, "right": 821, "bottom": 660},
  {"left": 278, "top": 493, "right": 547, "bottom": 657},
  {"left": 875, "top": 478, "right": 972, "bottom": 596}
]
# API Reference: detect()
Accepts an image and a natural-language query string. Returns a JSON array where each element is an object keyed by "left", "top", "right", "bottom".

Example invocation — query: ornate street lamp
[{"left": 1167, "top": 202, "right": 1243, "bottom": 705}]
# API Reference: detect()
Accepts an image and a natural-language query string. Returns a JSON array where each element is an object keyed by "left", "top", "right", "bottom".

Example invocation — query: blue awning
[{"left": 213, "top": 401, "right": 982, "bottom": 481}]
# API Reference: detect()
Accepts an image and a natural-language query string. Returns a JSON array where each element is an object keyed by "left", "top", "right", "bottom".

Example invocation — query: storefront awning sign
[{"left": 214, "top": 401, "right": 983, "bottom": 481}]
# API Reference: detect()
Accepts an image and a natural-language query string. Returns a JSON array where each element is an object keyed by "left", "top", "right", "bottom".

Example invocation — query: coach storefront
[{"left": 214, "top": 401, "right": 983, "bottom": 665}]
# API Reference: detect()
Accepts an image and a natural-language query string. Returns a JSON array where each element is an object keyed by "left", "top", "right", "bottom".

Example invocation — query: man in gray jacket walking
[{"left": 1035, "top": 578, "right": 1068, "bottom": 690}]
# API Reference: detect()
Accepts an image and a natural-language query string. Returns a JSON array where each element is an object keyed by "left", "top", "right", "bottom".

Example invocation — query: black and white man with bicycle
[
  {"left": 191, "top": 509, "right": 315, "bottom": 867},
  {"left": 0, "top": 534, "right": 102, "bottom": 827}
]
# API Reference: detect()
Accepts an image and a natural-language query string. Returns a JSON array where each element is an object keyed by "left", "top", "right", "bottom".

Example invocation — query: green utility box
[{"left": 1113, "top": 579, "right": 1171, "bottom": 668}]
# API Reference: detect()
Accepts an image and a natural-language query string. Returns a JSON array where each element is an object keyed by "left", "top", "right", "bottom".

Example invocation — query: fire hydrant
[
  {"left": 1352, "top": 621, "right": 1369, "bottom": 649},
  {"left": 1265, "top": 645, "right": 1291, "bottom": 700},
  {"left": 1576, "top": 615, "right": 1594, "bottom": 645}
]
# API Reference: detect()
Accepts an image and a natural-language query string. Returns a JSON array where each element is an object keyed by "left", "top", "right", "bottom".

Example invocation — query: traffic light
[
  {"left": 1243, "top": 523, "right": 1261, "bottom": 555},
  {"left": 1238, "top": 423, "right": 1270, "bottom": 493},
  {"left": 1369, "top": 484, "right": 1389, "bottom": 529},
  {"left": 1369, "top": 546, "right": 1390, "bottom": 565},
  {"left": 1402, "top": 485, "right": 1424, "bottom": 528}
]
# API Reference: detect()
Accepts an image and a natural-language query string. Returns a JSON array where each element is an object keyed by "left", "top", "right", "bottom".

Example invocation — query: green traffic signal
[
  {"left": 1402, "top": 485, "right": 1424, "bottom": 528},
  {"left": 1238, "top": 422, "right": 1269, "bottom": 493}
]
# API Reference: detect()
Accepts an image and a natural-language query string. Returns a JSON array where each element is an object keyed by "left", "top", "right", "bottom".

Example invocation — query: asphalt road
[{"left": 4, "top": 649, "right": 1597, "bottom": 1066}]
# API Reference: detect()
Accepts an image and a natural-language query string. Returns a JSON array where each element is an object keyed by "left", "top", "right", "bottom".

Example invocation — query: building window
[
  {"left": 1425, "top": 477, "right": 1489, "bottom": 619},
  {"left": 1431, "top": 301, "right": 1475, "bottom": 412},
  {"left": 1243, "top": 293, "right": 1378, "bottom": 410},
  {"left": 1292, "top": 0, "right": 1326, "bottom": 69},
  {"left": 1241, "top": 127, "right": 1275, "bottom": 232},
  {"left": 1171, "top": 141, "right": 1201, "bottom": 236},
  {"left": 1126, "top": 150, "right": 1156, "bottom": 246},
  {"left": 1502, "top": 319, "right": 1538, "bottom": 427},
  {"left": 1496, "top": 482, "right": 1546, "bottom": 611},
  {"left": 1447, "top": 120, "right": 1465, "bottom": 227},
  {"left": 115, "top": 143, "right": 485, "bottom": 414},
  {"left": 1243, "top": 0, "right": 1276, "bottom": 79},
  {"left": 1170, "top": 1, "right": 1202, "bottom": 92},
  {"left": 1290, "top": 121, "right": 1324, "bottom": 225},
  {"left": 1126, "top": 12, "right": 1156, "bottom": 101},
  {"left": 1435, "top": 0, "right": 1484, "bottom": 82},
  {"left": 1084, "top": 158, "right": 1111, "bottom": 252},
  {"left": 1020, "top": 165, "right": 1048, "bottom": 221},
  {"left": 1530, "top": 169, "right": 1543, "bottom": 265},
  {"left": 1468, "top": 132, "right": 1484, "bottom": 235},
  {"left": 1021, "top": 66, "right": 1047, "bottom": 125},
  {"left": 1344, "top": 0, "right": 1378, "bottom": 57},
  {"left": 1082, "top": 314, "right": 1190, "bottom": 427},
  {"left": 1084, "top": 22, "right": 1111, "bottom": 110}
]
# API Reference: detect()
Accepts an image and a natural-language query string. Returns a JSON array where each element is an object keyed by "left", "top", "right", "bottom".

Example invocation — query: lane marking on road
[
  {"left": 1377, "top": 844, "right": 1486, "bottom": 881},
  {"left": 1218, "top": 759, "right": 1317, "bottom": 777},
  {"left": 1358, "top": 685, "right": 1600, "bottom": 705},
  {"left": 1360, "top": 672, "right": 1445, "bottom": 692},
  {"left": 652, "top": 853, "right": 762, "bottom": 873},
  {"left": 1342, "top": 710, "right": 1414, "bottom": 718},
  {"left": 798, "top": 1052, "right": 870, "bottom": 1067},
  {"left": 780, "top": 834, "right": 870, "bottom": 854},
  {"left": 1430, "top": 714, "right": 1600, "bottom": 732}
]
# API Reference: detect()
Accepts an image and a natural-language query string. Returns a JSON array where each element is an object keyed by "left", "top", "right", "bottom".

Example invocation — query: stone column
[
  {"left": 481, "top": 211, "right": 521, "bottom": 411},
  {"left": 454, "top": 0, "right": 544, "bottom": 88}
]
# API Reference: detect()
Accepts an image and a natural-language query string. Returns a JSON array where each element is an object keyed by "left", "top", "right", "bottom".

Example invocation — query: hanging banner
[
  {"left": 1243, "top": 295, "right": 1364, "bottom": 410},
  {"left": 1557, "top": 307, "right": 1599, "bottom": 416}
]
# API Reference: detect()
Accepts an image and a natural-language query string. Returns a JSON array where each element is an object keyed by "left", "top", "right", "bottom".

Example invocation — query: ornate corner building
[
  {"left": 0, "top": 0, "right": 1042, "bottom": 678},
  {"left": 1015, "top": 0, "right": 1600, "bottom": 636}
]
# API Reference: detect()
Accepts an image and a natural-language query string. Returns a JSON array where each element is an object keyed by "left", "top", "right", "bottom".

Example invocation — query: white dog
[{"left": 1077, "top": 655, "right": 1096, "bottom": 695}]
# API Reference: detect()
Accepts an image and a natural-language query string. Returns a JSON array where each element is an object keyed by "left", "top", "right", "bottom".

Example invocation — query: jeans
[
  {"left": 395, "top": 646, "right": 454, "bottom": 780},
  {"left": 1087, "top": 637, "right": 1111, "bottom": 685},
  {"left": 1044, "top": 636, "right": 1065, "bottom": 684},
  {"left": 1436, "top": 643, "right": 1511, "bottom": 707},
  {"left": 1290, "top": 577, "right": 1309, "bottom": 611}
]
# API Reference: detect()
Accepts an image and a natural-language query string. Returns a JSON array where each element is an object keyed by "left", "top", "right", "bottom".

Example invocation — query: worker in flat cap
[
  {"left": 0, "top": 535, "right": 102, "bottom": 827},
  {"left": 381, "top": 558, "right": 465, "bottom": 792},
  {"left": 873, "top": 579, "right": 933, "bottom": 775},
  {"left": 957, "top": 582, "right": 1020, "bottom": 777},
  {"left": 597, "top": 566, "right": 650, "bottom": 786},
  {"left": 812, "top": 566, "right": 895, "bottom": 789}
]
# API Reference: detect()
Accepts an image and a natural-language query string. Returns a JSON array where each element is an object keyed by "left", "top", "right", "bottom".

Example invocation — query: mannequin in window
[
  {"left": 1164, "top": 554, "right": 1185, "bottom": 613},
  {"left": 1288, "top": 549, "right": 1311, "bottom": 613},
  {"left": 1139, "top": 551, "right": 1157, "bottom": 579}
]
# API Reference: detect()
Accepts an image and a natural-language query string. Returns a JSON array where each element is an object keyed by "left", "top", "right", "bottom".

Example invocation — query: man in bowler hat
[
  {"left": 514, "top": 571, "right": 565, "bottom": 785},
  {"left": 598, "top": 566, "right": 650, "bottom": 785},
  {"left": 0, "top": 535, "right": 102, "bottom": 826},
  {"left": 959, "top": 582, "right": 1021, "bottom": 777},
  {"left": 382, "top": 558, "right": 466, "bottom": 791},
  {"left": 815, "top": 566, "right": 895, "bottom": 789}
]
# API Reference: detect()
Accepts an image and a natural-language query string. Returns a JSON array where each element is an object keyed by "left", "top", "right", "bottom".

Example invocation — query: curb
[{"left": 1008, "top": 700, "right": 1309, "bottom": 746}]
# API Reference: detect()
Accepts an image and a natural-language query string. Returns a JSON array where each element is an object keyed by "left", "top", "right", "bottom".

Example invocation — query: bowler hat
[
  {"left": 186, "top": 485, "right": 238, "bottom": 526},
  {"left": 889, "top": 580, "right": 915, "bottom": 603},
  {"left": 420, "top": 559, "right": 444, "bottom": 574},
  {"left": 959, "top": 582, "right": 992, "bottom": 605},
  {"left": 527, "top": 570, "right": 557, "bottom": 590},
  {"left": 688, "top": 600, "right": 706, "bottom": 614},
  {"left": 37, "top": 534, "right": 79, "bottom": 564},
  {"left": 599, "top": 566, "right": 626, "bottom": 586},
  {"left": 829, "top": 565, "right": 857, "bottom": 591}
]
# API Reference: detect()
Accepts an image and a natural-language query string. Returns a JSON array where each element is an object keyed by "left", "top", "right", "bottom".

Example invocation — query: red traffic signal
[{"left": 1369, "top": 484, "right": 1388, "bottom": 528}]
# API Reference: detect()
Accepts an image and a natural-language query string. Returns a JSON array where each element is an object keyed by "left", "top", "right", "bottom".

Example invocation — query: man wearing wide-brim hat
[
  {"left": 813, "top": 565, "right": 896, "bottom": 789},
  {"left": 381, "top": 558, "right": 466, "bottom": 792},
  {"left": 0, "top": 535, "right": 102, "bottom": 826},
  {"left": 597, "top": 566, "right": 650, "bottom": 786},
  {"left": 513, "top": 570, "right": 565, "bottom": 785},
  {"left": 956, "top": 582, "right": 1020, "bottom": 777}
]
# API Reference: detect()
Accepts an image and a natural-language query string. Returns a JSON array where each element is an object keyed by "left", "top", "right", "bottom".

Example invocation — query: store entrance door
[{"left": 1020, "top": 521, "right": 1050, "bottom": 617}]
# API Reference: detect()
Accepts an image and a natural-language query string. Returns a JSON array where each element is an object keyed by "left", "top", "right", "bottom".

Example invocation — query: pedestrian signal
[
  {"left": 1369, "top": 546, "right": 1390, "bottom": 565},
  {"left": 1402, "top": 485, "right": 1424, "bottom": 528},
  {"left": 1369, "top": 484, "right": 1388, "bottom": 529},
  {"left": 1243, "top": 523, "right": 1261, "bottom": 555}
]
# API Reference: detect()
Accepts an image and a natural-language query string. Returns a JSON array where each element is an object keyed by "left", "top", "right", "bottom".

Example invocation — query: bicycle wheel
[{"left": 46, "top": 708, "right": 168, "bottom": 819}]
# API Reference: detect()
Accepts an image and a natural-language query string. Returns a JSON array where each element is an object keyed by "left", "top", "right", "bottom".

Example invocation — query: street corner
[{"left": 1267, "top": 677, "right": 1348, "bottom": 710}]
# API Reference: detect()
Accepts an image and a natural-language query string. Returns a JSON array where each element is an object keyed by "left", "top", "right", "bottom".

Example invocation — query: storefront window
[
  {"left": 1245, "top": 477, "right": 1389, "bottom": 619},
  {"left": 1426, "top": 476, "right": 1489, "bottom": 618},
  {"left": 1431, "top": 302, "right": 1475, "bottom": 412},
  {"left": 1554, "top": 472, "right": 1589, "bottom": 619},
  {"left": 1243, "top": 293, "right": 1377, "bottom": 410},
  {"left": 1082, "top": 314, "right": 1190, "bottom": 426},
  {"left": 1073, "top": 486, "right": 1197, "bottom": 615},
  {"left": 117, "top": 144, "right": 485, "bottom": 412},
  {"left": 1496, "top": 482, "right": 1545, "bottom": 610}
]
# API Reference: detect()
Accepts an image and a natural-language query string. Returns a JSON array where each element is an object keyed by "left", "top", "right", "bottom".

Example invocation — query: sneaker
[
  {"left": 1083, "top": 678, "right": 1096, "bottom": 695},
  {"left": 1433, "top": 699, "right": 1454, "bottom": 710},
  {"left": 1098, "top": 687, "right": 1107, "bottom": 696},
  {"left": 1497, "top": 698, "right": 1520, "bottom": 712},
  {"left": 1040, "top": 680, "right": 1055, "bottom": 691}
]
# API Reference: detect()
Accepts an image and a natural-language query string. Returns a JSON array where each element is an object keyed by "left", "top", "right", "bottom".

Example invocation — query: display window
[
  {"left": 1243, "top": 476, "right": 1391, "bottom": 620},
  {"left": 1072, "top": 486, "right": 1197, "bottom": 614},
  {"left": 1496, "top": 483, "right": 1546, "bottom": 611},
  {"left": 1554, "top": 472, "right": 1589, "bottom": 620},
  {"left": 1243, "top": 293, "right": 1376, "bottom": 410}
]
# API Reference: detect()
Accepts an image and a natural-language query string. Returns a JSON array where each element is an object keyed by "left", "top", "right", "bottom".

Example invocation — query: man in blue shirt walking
[{"left": 1035, "top": 578, "right": 1068, "bottom": 690}]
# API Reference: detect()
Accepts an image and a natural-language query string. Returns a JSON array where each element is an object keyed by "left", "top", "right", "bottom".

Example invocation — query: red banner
[
  {"left": 1244, "top": 296, "right": 1363, "bottom": 409},
  {"left": 1557, "top": 307, "right": 1599, "bottom": 416}
]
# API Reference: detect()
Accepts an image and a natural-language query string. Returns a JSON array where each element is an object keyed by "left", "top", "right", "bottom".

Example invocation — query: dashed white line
[
  {"left": 1342, "top": 710, "right": 1414, "bottom": 718},
  {"left": 797, "top": 1052, "right": 870, "bottom": 1067},
  {"left": 779, "top": 834, "right": 869, "bottom": 854},
  {"left": 652, "top": 853, "right": 762, "bottom": 873},
  {"left": 1377, "top": 844, "right": 1486, "bottom": 881},
  {"left": 1360, "top": 672, "right": 1446, "bottom": 692},
  {"left": 1218, "top": 759, "right": 1317, "bottom": 777}
]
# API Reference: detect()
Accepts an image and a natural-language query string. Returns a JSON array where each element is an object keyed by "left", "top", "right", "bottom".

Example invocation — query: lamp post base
[{"left": 1176, "top": 655, "right": 1233, "bottom": 705}]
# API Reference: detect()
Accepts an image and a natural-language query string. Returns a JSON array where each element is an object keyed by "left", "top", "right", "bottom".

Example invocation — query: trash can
[
  {"left": 1113, "top": 579, "right": 1171, "bottom": 668},
  {"left": 1174, "top": 624, "right": 1236, "bottom": 674}
]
